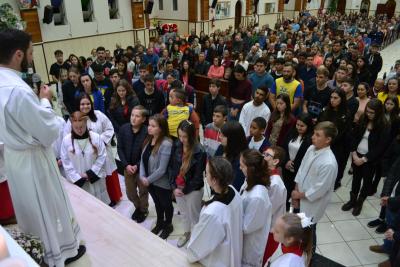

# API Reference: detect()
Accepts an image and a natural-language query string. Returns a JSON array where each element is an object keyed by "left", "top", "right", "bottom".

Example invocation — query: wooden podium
[{"left": 19, "top": 8, "right": 42, "bottom": 43}]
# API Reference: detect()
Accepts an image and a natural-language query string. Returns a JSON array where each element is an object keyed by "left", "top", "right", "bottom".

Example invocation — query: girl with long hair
[
  {"left": 179, "top": 60, "right": 195, "bottom": 87},
  {"left": 239, "top": 149, "right": 272, "bottom": 267},
  {"left": 187, "top": 157, "right": 243, "bottom": 266},
  {"left": 355, "top": 56, "right": 372, "bottom": 86},
  {"left": 282, "top": 113, "right": 314, "bottom": 210},
  {"left": 319, "top": 89, "right": 352, "bottom": 190},
  {"left": 64, "top": 94, "right": 121, "bottom": 206},
  {"left": 170, "top": 120, "right": 206, "bottom": 248},
  {"left": 265, "top": 93, "right": 297, "bottom": 147},
  {"left": 61, "top": 111, "right": 109, "bottom": 203},
  {"left": 77, "top": 73, "right": 105, "bottom": 113},
  {"left": 215, "top": 121, "right": 248, "bottom": 191},
  {"left": 342, "top": 99, "right": 390, "bottom": 216},
  {"left": 109, "top": 79, "right": 140, "bottom": 133},
  {"left": 354, "top": 82, "right": 371, "bottom": 123},
  {"left": 228, "top": 65, "right": 252, "bottom": 121},
  {"left": 378, "top": 77, "right": 400, "bottom": 104},
  {"left": 270, "top": 213, "right": 313, "bottom": 267},
  {"left": 140, "top": 114, "right": 174, "bottom": 239}
]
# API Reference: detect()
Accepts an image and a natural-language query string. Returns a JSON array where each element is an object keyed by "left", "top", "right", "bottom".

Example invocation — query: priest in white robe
[{"left": 0, "top": 29, "right": 83, "bottom": 267}]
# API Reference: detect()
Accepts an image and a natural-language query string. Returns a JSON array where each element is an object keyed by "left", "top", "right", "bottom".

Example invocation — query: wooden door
[
  {"left": 200, "top": 0, "right": 209, "bottom": 20},
  {"left": 188, "top": 0, "right": 198, "bottom": 22},
  {"left": 337, "top": 0, "right": 346, "bottom": 14},
  {"left": 131, "top": 1, "right": 145, "bottom": 29},
  {"left": 235, "top": 1, "right": 242, "bottom": 29},
  {"left": 20, "top": 9, "right": 42, "bottom": 43}
]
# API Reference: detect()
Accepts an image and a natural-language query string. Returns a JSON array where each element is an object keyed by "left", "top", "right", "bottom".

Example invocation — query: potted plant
[{"left": 0, "top": 3, "right": 26, "bottom": 31}]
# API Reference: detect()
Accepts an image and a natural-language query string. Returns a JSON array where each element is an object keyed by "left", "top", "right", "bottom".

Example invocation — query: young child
[
  {"left": 203, "top": 105, "right": 227, "bottom": 158},
  {"left": 163, "top": 88, "right": 200, "bottom": 139},
  {"left": 201, "top": 79, "right": 228, "bottom": 127},
  {"left": 262, "top": 146, "right": 288, "bottom": 265},
  {"left": 117, "top": 106, "right": 149, "bottom": 223},
  {"left": 61, "top": 111, "right": 110, "bottom": 204},
  {"left": 270, "top": 213, "right": 313, "bottom": 267},
  {"left": 247, "top": 117, "right": 270, "bottom": 153}
]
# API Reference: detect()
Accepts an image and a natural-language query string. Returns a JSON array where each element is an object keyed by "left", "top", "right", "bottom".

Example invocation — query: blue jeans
[{"left": 383, "top": 209, "right": 395, "bottom": 253}]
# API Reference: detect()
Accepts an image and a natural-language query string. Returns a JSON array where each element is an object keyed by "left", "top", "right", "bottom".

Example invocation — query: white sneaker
[{"left": 177, "top": 232, "right": 191, "bottom": 248}]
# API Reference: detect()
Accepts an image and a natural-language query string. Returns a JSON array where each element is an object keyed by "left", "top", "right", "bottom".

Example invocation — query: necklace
[{"left": 76, "top": 139, "right": 89, "bottom": 156}]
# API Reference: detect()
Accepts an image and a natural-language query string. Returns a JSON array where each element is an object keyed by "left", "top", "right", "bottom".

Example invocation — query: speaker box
[
  {"left": 145, "top": 0, "right": 154, "bottom": 14},
  {"left": 211, "top": 0, "right": 218, "bottom": 9},
  {"left": 43, "top": 5, "right": 54, "bottom": 24}
]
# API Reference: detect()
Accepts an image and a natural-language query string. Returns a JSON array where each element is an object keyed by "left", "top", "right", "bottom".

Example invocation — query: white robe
[
  {"left": 64, "top": 110, "right": 116, "bottom": 175},
  {"left": 0, "top": 141, "right": 5, "bottom": 183},
  {"left": 268, "top": 174, "right": 287, "bottom": 228},
  {"left": 52, "top": 116, "right": 66, "bottom": 159},
  {"left": 241, "top": 185, "right": 272, "bottom": 267},
  {"left": 0, "top": 67, "right": 81, "bottom": 267},
  {"left": 61, "top": 131, "right": 110, "bottom": 204},
  {"left": 294, "top": 145, "right": 338, "bottom": 223},
  {"left": 187, "top": 186, "right": 243, "bottom": 267},
  {"left": 270, "top": 253, "right": 305, "bottom": 267}
]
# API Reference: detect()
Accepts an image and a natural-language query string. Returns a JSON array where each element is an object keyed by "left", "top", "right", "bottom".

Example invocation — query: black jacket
[
  {"left": 200, "top": 94, "right": 228, "bottom": 126},
  {"left": 351, "top": 122, "right": 390, "bottom": 163},
  {"left": 366, "top": 52, "right": 383, "bottom": 75},
  {"left": 282, "top": 130, "right": 313, "bottom": 174},
  {"left": 109, "top": 95, "right": 140, "bottom": 133},
  {"left": 169, "top": 141, "right": 206, "bottom": 194},
  {"left": 381, "top": 138, "right": 400, "bottom": 197},
  {"left": 117, "top": 123, "right": 148, "bottom": 169},
  {"left": 62, "top": 80, "right": 80, "bottom": 113}
]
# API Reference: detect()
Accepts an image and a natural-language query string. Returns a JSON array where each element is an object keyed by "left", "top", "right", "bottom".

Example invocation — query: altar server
[
  {"left": 187, "top": 157, "right": 243, "bottom": 267},
  {"left": 270, "top": 213, "right": 313, "bottom": 267},
  {"left": 64, "top": 93, "right": 122, "bottom": 205},
  {"left": 61, "top": 111, "right": 109, "bottom": 203},
  {"left": 239, "top": 149, "right": 272, "bottom": 267},
  {"left": 0, "top": 29, "right": 83, "bottom": 267}
]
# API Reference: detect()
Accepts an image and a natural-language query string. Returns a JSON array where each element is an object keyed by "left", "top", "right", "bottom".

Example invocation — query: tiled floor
[{"left": 111, "top": 38, "right": 400, "bottom": 266}]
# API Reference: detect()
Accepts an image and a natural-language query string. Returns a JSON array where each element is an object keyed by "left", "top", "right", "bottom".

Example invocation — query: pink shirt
[{"left": 207, "top": 65, "right": 225, "bottom": 79}]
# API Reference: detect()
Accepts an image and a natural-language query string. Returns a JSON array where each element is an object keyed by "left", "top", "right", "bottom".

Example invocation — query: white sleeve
[
  {"left": 97, "top": 112, "right": 115, "bottom": 145},
  {"left": 187, "top": 212, "right": 225, "bottom": 263},
  {"left": 238, "top": 105, "right": 248, "bottom": 134},
  {"left": 6, "top": 90, "right": 59, "bottom": 147},
  {"left": 63, "top": 120, "right": 72, "bottom": 138},
  {"left": 90, "top": 133, "right": 107, "bottom": 176},
  {"left": 243, "top": 197, "right": 271, "bottom": 234},
  {"left": 60, "top": 136, "right": 82, "bottom": 183},
  {"left": 305, "top": 163, "right": 337, "bottom": 201}
]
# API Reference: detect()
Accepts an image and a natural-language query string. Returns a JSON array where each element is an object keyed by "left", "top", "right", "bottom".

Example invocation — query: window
[
  {"left": 52, "top": 0, "right": 67, "bottom": 25},
  {"left": 172, "top": 0, "right": 178, "bottom": 11},
  {"left": 265, "top": 3, "right": 276, "bottom": 13},
  {"left": 159, "top": 0, "right": 163, "bottom": 10},
  {"left": 81, "top": 0, "right": 94, "bottom": 22},
  {"left": 215, "top": 2, "right": 231, "bottom": 19},
  {"left": 108, "top": 0, "right": 119, "bottom": 19}
]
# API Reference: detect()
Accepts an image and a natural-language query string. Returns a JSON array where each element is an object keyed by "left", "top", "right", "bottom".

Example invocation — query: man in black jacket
[
  {"left": 366, "top": 43, "right": 383, "bottom": 84},
  {"left": 200, "top": 79, "right": 228, "bottom": 127},
  {"left": 194, "top": 52, "right": 210, "bottom": 76},
  {"left": 117, "top": 105, "right": 149, "bottom": 223}
]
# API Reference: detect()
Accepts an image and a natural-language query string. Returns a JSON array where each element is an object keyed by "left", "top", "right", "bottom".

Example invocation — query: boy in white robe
[
  {"left": 0, "top": 29, "right": 83, "bottom": 267},
  {"left": 262, "top": 146, "right": 287, "bottom": 265},
  {"left": 61, "top": 112, "right": 110, "bottom": 204},
  {"left": 292, "top": 121, "right": 338, "bottom": 254}
]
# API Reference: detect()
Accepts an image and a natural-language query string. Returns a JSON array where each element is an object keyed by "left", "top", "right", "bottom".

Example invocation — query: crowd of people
[{"left": 2, "top": 9, "right": 400, "bottom": 267}]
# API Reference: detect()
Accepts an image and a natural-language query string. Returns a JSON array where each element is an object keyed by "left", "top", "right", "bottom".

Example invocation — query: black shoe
[
  {"left": 334, "top": 182, "right": 341, "bottom": 191},
  {"left": 368, "top": 218, "right": 384, "bottom": 228},
  {"left": 352, "top": 197, "right": 366, "bottom": 216},
  {"left": 159, "top": 224, "right": 174, "bottom": 239},
  {"left": 151, "top": 223, "right": 164, "bottom": 235},
  {"left": 109, "top": 201, "right": 117, "bottom": 207},
  {"left": 131, "top": 209, "right": 140, "bottom": 221},
  {"left": 136, "top": 210, "right": 149, "bottom": 224},
  {"left": 65, "top": 245, "right": 86, "bottom": 265},
  {"left": 376, "top": 222, "right": 388, "bottom": 234},
  {"left": 342, "top": 193, "right": 357, "bottom": 211}
]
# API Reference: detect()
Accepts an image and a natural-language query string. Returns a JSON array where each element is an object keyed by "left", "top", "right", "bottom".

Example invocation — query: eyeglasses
[{"left": 263, "top": 152, "right": 274, "bottom": 158}]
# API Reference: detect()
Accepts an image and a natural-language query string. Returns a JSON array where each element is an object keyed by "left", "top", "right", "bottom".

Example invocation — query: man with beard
[
  {"left": 0, "top": 29, "right": 84, "bottom": 267},
  {"left": 270, "top": 62, "right": 303, "bottom": 113}
]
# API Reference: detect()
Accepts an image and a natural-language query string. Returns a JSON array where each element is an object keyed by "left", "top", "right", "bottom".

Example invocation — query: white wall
[{"left": 149, "top": 0, "right": 188, "bottom": 21}]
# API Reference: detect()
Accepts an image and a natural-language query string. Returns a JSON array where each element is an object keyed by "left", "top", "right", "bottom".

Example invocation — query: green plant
[{"left": 0, "top": 3, "right": 25, "bottom": 31}]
